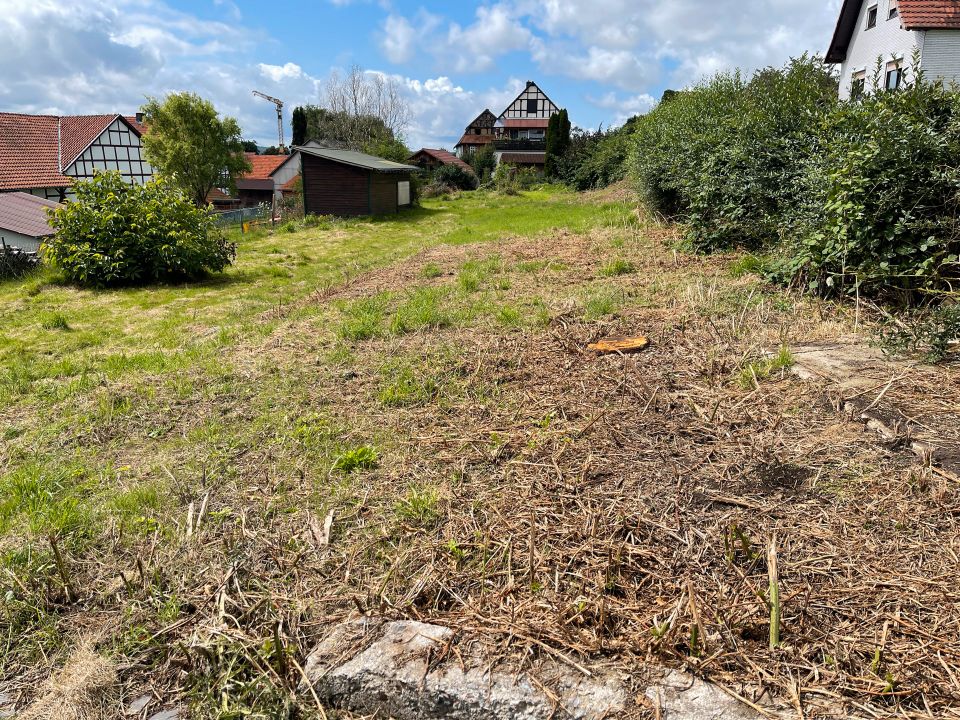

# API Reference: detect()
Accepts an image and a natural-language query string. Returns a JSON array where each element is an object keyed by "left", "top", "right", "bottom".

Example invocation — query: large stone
[
  {"left": 300, "top": 618, "right": 626, "bottom": 719},
  {"left": 645, "top": 670, "right": 772, "bottom": 720}
]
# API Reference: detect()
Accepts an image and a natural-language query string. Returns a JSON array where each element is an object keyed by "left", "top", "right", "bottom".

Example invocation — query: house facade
[
  {"left": 827, "top": 0, "right": 960, "bottom": 99},
  {"left": 454, "top": 110, "right": 497, "bottom": 157},
  {"left": 455, "top": 82, "right": 561, "bottom": 170},
  {"left": 0, "top": 113, "right": 153, "bottom": 201}
]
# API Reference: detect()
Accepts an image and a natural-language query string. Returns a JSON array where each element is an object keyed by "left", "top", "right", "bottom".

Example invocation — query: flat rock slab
[
  {"left": 791, "top": 340, "right": 895, "bottom": 391},
  {"left": 301, "top": 619, "right": 776, "bottom": 719},
  {"left": 646, "top": 670, "right": 773, "bottom": 720},
  {"left": 300, "top": 618, "right": 625, "bottom": 719}
]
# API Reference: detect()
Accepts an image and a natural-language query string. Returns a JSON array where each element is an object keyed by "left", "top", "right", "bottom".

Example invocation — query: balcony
[{"left": 492, "top": 139, "right": 546, "bottom": 153}]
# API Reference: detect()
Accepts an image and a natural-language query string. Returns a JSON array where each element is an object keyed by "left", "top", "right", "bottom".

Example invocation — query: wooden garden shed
[{"left": 298, "top": 146, "right": 420, "bottom": 218}]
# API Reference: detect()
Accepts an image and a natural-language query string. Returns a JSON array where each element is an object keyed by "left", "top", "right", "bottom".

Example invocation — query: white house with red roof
[
  {"left": 0, "top": 113, "right": 153, "bottom": 202},
  {"left": 827, "top": 0, "right": 960, "bottom": 99}
]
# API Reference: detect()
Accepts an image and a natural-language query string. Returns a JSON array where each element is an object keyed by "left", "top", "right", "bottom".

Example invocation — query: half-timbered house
[
  {"left": 0, "top": 113, "right": 153, "bottom": 201},
  {"left": 454, "top": 109, "right": 497, "bottom": 158}
]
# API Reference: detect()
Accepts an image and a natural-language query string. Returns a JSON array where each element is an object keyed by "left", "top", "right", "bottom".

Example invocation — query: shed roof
[
  {"left": 827, "top": 0, "right": 960, "bottom": 62},
  {"left": 409, "top": 148, "right": 475, "bottom": 174},
  {"left": 296, "top": 146, "right": 419, "bottom": 173},
  {"left": 0, "top": 191, "right": 59, "bottom": 238}
]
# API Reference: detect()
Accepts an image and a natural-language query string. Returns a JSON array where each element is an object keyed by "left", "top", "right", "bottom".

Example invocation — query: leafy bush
[
  {"left": 46, "top": 173, "right": 235, "bottom": 287},
  {"left": 492, "top": 164, "right": 540, "bottom": 194},
  {"left": 792, "top": 74, "right": 960, "bottom": 300},
  {"left": 466, "top": 144, "right": 496, "bottom": 181},
  {"left": 630, "top": 55, "right": 838, "bottom": 250},
  {"left": 876, "top": 305, "right": 960, "bottom": 362},
  {"left": 432, "top": 163, "right": 478, "bottom": 191},
  {"left": 557, "top": 123, "right": 635, "bottom": 191}
]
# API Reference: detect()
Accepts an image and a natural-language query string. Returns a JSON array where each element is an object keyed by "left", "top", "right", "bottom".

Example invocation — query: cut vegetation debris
[{"left": 2, "top": 186, "right": 960, "bottom": 719}]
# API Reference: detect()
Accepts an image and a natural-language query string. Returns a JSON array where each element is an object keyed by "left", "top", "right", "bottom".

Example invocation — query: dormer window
[
  {"left": 866, "top": 4, "right": 878, "bottom": 28},
  {"left": 888, "top": 0, "right": 899, "bottom": 18}
]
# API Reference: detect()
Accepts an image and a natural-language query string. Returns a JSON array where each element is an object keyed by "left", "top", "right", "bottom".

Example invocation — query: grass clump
[
  {"left": 737, "top": 346, "right": 795, "bottom": 388},
  {"left": 333, "top": 445, "right": 378, "bottom": 474},
  {"left": 421, "top": 263, "right": 443, "bottom": 279},
  {"left": 378, "top": 362, "right": 442, "bottom": 407},
  {"left": 389, "top": 287, "right": 453, "bottom": 335},
  {"left": 338, "top": 295, "right": 388, "bottom": 341},
  {"left": 395, "top": 484, "right": 441, "bottom": 526},
  {"left": 39, "top": 312, "right": 71, "bottom": 331},
  {"left": 458, "top": 256, "right": 502, "bottom": 293},
  {"left": 600, "top": 259, "right": 636, "bottom": 277},
  {"left": 584, "top": 287, "right": 621, "bottom": 320}
]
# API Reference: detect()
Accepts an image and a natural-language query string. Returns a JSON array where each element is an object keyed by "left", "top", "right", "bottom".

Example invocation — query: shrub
[
  {"left": 557, "top": 124, "right": 634, "bottom": 191},
  {"left": 792, "top": 74, "right": 960, "bottom": 300},
  {"left": 630, "top": 55, "right": 837, "bottom": 250},
  {"left": 46, "top": 173, "right": 235, "bottom": 287},
  {"left": 432, "top": 163, "right": 478, "bottom": 191}
]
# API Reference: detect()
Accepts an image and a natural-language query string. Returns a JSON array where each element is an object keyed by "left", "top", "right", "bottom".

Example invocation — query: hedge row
[{"left": 629, "top": 56, "right": 960, "bottom": 304}]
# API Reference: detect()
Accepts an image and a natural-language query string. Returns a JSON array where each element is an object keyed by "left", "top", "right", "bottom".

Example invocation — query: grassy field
[{"left": 2, "top": 185, "right": 959, "bottom": 719}]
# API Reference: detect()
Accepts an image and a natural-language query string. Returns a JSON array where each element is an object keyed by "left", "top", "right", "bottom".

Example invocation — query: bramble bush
[
  {"left": 432, "top": 163, "right": 479, "bottom": 191},
  {"left": 46, "top": 173, "right": 236, "bottom": 287}
]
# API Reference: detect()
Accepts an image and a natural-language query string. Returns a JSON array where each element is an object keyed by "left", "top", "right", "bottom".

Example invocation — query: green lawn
[{"left": 0, "top": 186, "right": 638, "bottom": 687}]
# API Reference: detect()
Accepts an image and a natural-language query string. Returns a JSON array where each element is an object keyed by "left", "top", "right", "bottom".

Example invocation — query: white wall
[
  {"left": 272, "top": 153, "right": 301, "bottom": 190},
  {"left": 0, "top": 229, "right": 42, "bottom": 252},
  {"left": 63, "top": 118, "right": 154, "bottom": 186},
  {"left": 838, "top": 0, "right": 922, "bottom": 99},
  {"left": 920, "top": 30, "right": 960, "bottom": 89}
]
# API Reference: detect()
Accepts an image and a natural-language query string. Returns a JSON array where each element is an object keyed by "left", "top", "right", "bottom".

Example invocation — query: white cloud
[
  {"left": 258, "top": 62, "right": 306, "bottom": 82},
  {"left": 446, "top": 4, "right": 532, "bottom": 72},
  {"left": 380, "top": 14, "right": 416, "bottom": 64}
]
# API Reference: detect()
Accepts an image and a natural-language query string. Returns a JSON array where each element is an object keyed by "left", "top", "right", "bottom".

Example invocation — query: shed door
[{"left": 397, "top": 181, "right": 411, "bottom": 206}]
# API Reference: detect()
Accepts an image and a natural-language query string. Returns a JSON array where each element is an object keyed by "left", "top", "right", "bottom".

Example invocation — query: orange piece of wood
[{"left": 587, "top": 336, "right": 650, "bottom": 355}]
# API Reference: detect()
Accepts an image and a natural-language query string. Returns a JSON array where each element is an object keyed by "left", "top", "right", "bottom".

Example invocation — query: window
[
  {"left": 474, "top": 128, "right": 481, "bottom": 135},
  {"left": 866, "top": 4, "right": 878, "bottom": 28},
  {"left": 886, "top": 61, "right": 903, "bottom": 90},
  {"left": 851, "top": 71, "right": 866, "bottom": 99},
  {"left": 888, "top": 0, "right": 899, "bottom": 18},
  {"left": 526, "top": 99, "right": 538, "bottom": 114}
]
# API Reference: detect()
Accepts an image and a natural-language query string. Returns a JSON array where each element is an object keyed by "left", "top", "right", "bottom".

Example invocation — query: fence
[{"left": 212, "top": 204, "right": 272, "bottom": 232}]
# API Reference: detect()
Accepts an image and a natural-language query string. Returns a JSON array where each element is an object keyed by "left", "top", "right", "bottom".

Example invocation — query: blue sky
[{"left": 1, "top": 0, "right": 842, "bottom": 149}]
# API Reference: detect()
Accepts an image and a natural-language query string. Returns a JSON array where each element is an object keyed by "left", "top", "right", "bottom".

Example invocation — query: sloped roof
[
  {"left": 0, "top": 191, "right": 59, "bottom": 238},
  {"left": 296, "top": 146, "right": 420, "bottom": 173},
  {"left": 900, "top": 0, "right": 960, "bottom": 28},
  {"left": 827, "top": 0, "right": 960, "bottom": 62},
  {"left": 500, "top": 153, "right": 546, "bottom": 164},
  {"left": 243, "top": 152, "right": 289, "bottom": 180},
  {"left": 498, "top": 118, "right": 551, "bottom": 129},
  {"left": 408, "top": 148, "right": 475, "bottom": 174},
  {"left": 455, "top": 134, "right": 495, "bottom": 147},
  {"left": 0, "top": 112, "right": 131, "bottom": 191},
  {"left": 124, "top": 115, "right": 148, "bottom": 135}
]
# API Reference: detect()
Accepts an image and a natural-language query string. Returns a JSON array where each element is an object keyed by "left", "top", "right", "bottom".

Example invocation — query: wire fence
[{"left": 212, "top": 204, "right": 272, "bottom": 232}]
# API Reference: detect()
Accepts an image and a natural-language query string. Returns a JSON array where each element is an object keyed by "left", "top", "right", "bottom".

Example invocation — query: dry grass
[{"left": 3, "top": 191, "right": 960, "bottom": 718}]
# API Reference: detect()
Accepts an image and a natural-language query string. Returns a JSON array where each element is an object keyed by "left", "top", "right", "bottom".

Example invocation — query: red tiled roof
[
  {"left": 0, "top": 192, "right": 60, "bottom": 238},
  {"left": 500, "top": 153, "right": 546, "bottom": 165},
  {"left": 243, "top": 152, "right": 289, "bottom": 180},
  {"left": 408, "top": 148, "right": 476, "bottom": 174},
  {"left": 455, "top": 134, "right": 495, "bottom": 147},
  {"left": 900, "top": 0, "right": 960, "bottom": 28},
  {"left": 280, "top": 175, "right": 301, "bottom": 192},
  {"left": 0, "top": 112, "right": 125, "bottom": 191},
  {"left": 124, "top": 116, "right": 148, "bottom": 135}
]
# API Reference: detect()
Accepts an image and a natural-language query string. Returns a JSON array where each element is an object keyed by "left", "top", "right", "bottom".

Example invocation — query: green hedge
[{"left": 629, "top": 56, "right": 960, "bottom": 303}]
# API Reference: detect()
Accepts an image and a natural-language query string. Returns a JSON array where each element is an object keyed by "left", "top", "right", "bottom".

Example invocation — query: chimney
[
  {"left": 135, "top": 112, "right": 145, "bottom": 123},
  {"left": 526, "top": 81, "right": 534, "bottom": 88}
]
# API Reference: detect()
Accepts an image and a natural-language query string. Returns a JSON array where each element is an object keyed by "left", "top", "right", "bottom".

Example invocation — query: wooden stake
[{"left": 768, "top": 535, "right": 781, "bottom": 649}]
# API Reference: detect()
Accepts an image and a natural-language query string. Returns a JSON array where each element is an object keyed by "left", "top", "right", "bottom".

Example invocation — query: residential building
[
  {"left": 408, "top": 148, "right": 476, "bottom": 175},
  {"left": 298, "top": 146, "right": 419, "bottom": 217},
  {"left": 827, "top": 0, "right": 960, "bottom": 99},
  {"left": 454, "top": 110, "right": 497, "bottom": 158},
  {"left": 455, "top": 82, "right": 560, "bottom": 171},
  {"left": 0, "top": 113, "right": 152, "bottom": 201},
  {"left": 0, "top": 192, "right": 59, "bottom": 252}
]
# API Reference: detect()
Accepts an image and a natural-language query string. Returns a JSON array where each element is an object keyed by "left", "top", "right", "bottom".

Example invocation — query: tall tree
[
  {"left": 140, "top": 93, "right": 250, "bottom": 207},
  {"left": 545, "top": 109, "right": 571, "bottom": 178},
  {"left": 292, "top": 106, "right": 307, "bottom": 146},
  {"left": 242, "top": 139, "right": 259, "bottom": 154}
]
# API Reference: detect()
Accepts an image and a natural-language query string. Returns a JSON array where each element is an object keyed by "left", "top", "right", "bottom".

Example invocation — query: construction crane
[{"left": 252, "top": 90, "right": 285, "bottom": 152}]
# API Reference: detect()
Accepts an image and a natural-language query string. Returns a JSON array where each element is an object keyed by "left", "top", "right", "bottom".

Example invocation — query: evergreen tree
[
  {"left": 292, "top": 106, "right": 307, "bottom": 146},
  {"left": 545, "top": 109, "right": 571, "bottom": 178}
]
